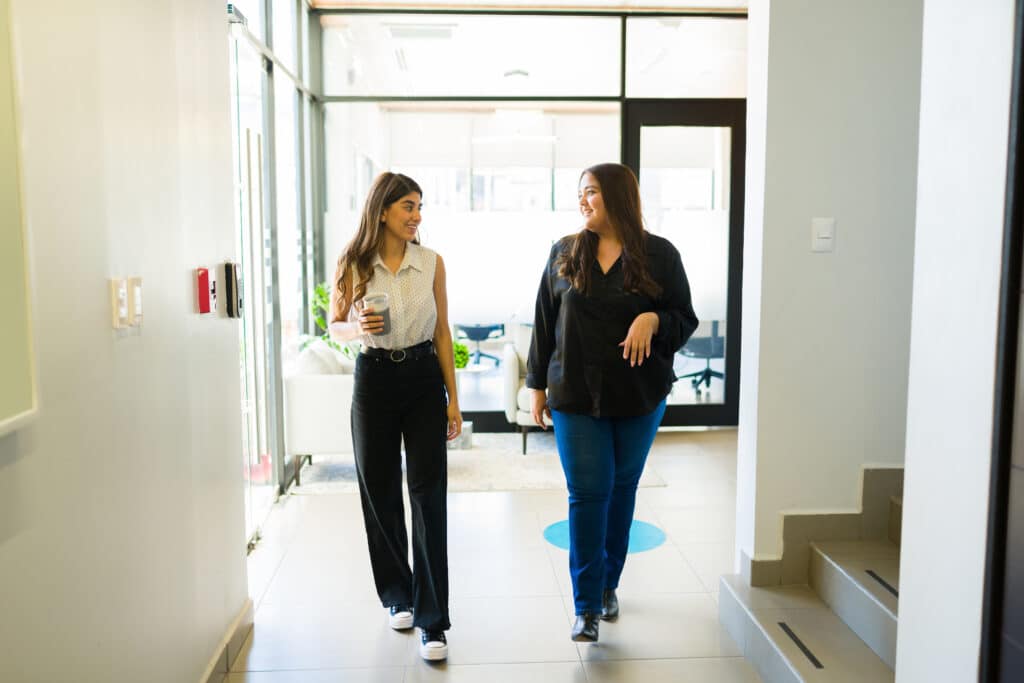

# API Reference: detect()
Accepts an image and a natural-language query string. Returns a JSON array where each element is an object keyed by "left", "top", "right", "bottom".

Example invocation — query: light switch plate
[
  {"left": 110, "top": 278, "right": 129, "bottom": 329},
  {"left": 812, "top": 217, "right": 836, "bottom": 253},
  {"left": 127, "top": 277, "right": 143, "bottom": 327}
]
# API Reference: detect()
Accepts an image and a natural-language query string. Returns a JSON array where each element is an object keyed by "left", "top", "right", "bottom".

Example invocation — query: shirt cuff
[
  {"left": 525, "top": 373, "right": 546, "bottom": 390},
  {"left": 655, "top": 310, "right": 671, "bottom": 338}
]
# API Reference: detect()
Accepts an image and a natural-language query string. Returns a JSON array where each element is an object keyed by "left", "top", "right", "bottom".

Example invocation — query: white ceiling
[{"left": 312, "top": 1, "right": 746, "bottom": 11}]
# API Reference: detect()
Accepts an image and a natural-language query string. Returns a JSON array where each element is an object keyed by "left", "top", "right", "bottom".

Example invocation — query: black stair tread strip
[
  {"left": 865, "top": 569, "right": 900, "bottom": 598},
  {"left": 778, "top": 621, "right": 824, "bottom": 669}
]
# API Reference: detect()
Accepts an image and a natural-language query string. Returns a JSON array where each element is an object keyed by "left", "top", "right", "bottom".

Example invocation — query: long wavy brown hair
[
  {"left": 331, "top": 172, "right": 423, "bottom": 322},
  {"left": 557, "top": 163, "right": 661, "bottom": 298}
]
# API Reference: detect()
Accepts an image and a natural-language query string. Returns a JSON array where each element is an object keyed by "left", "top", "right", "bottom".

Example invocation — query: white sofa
[
  {"left": 503, "top": 323, "right": 547, "bottom": 454},
  {"left": 283, "top": 342, "right": 356, "bottom": 486}
]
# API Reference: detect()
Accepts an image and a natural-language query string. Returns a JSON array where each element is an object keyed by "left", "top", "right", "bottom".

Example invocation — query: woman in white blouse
[{"left": 329, "top": 172, "right": 461, "bottom": 662}]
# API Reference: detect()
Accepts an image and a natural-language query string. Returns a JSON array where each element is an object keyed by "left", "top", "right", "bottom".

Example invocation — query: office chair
[
  {"left": 454, "top": 323, "right": 505, "bottom": 365},
  {"left": 679, "top": 320, "right": 725, "bottom": 393}
]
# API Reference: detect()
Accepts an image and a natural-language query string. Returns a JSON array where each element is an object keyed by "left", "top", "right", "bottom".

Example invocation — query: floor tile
[
  {"left": 449, "top": 546, "right": 561, "bottom": 598},
  {"left": 573, "top": 593, "right": 742, "bottom": 662},
  {"left": 257, "top": 542, "right": 378, "bottom": 606},
  {"left": 225, "top": 668, "right": 403, "bottom": 682},
  {"left": 614, "top": 543, "right": 706, "bottom": 595},
  {"left": 431, "top": 595, "right": 580, "bottom": 666},
  {"left": 403, "top": 661, "right": 587, "bottom": 683},
  {"left": 230, "top": 599, "right": 414, "bottom": 671},
  {"left": 678, "top": 541, "right": 737, "bottom": 593},
  {"left": 584, "top": 657, "right": 759, "bottom": 683},
  {"left": 654, "top": 505, "right": 736, "bottom": 545}
]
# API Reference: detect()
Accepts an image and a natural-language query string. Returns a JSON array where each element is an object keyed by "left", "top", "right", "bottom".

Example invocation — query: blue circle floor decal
[{"left": 543, "top": 519, "right": 666, "bottom": 553}]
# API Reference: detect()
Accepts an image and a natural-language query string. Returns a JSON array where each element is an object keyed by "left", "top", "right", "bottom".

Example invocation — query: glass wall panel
[
  {"left": 324, "top": 102, "right": 619, "bottom": 410},
  {"left": 639, "top": 125, "right": 730, "bottom": 405},
  {"left": 626, "top": 18, "right": 746, "bottom": 98},
  {"left": 302, "top": 96, "right": 316, "bottom": 330},
  {"left": 231, "top": 0, "right": 264, "bottom": 42},
  {"left": 230, "top": 36, "right": 276, "bottom": 540},
  {"left": 272, "top": 0, "right": 297, "bottom": 73},
  {"left": 322, "top": 14, "right": 621, "bottom": 97},
  {"left": 301, "top": 1, "right": 311, "bottom": 82},
  {"left": 275, "top": 82, "right": 302, "bottom": 365}
]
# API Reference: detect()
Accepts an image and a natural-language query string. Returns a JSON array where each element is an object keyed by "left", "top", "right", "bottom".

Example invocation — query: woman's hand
[
  {"left": 619, "top": 312, "right": 660, "bottom": 367},
  {"left": 355, "top": 306, "right": 385, "bottom": 335},
  {"left": 530, "top": 389, "right": 551, "bottom": 429},
  {"left": 446, "top": 402, "right": 463, "bottom": 441}
]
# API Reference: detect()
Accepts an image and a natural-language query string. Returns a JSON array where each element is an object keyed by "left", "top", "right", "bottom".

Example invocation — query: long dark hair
[
  {"left": 557, "top": 163, "right": 662, "bottom": 298},
  {"left": 332, "top": 172, "right": 422, "bottom": 321}
]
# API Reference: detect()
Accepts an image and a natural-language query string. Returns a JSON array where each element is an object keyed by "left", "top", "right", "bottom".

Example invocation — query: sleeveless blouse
[{"left": 349, "top": 242, "right": 438, "bottom": 350}]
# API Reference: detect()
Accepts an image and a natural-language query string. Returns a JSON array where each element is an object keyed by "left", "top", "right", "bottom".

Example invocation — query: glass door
[
  {"left": 230, "top": 35, "right": 277, "bottom": 544},
  {"left": 624, "top": 99, "right": 745, "bottom": 425}
]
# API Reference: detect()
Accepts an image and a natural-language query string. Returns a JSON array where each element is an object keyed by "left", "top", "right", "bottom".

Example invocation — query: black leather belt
[{"left": 361, "top": 340, "right": 435, "bottom": 363}]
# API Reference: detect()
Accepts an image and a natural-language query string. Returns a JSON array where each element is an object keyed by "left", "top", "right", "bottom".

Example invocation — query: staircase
[{"left": 720, "top": 493, "right": 902, "bottom": 682}]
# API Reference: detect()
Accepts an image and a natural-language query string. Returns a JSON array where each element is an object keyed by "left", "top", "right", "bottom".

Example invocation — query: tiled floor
[{"left": 226, "top": 429, "right": 759, "bottom": 682}]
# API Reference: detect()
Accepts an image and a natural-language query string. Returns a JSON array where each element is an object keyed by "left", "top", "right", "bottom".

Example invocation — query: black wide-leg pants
[{"left": 351, "top": 351, "right": 450, "bottom": 632}]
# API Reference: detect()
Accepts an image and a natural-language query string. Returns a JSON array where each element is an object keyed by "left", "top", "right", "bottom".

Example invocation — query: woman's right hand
[
  {"left": 356, "top": 307, "right": 385, "bottom": 335},
  {"left": 530, "top": 389, "right": 551, "bottom": 429}
]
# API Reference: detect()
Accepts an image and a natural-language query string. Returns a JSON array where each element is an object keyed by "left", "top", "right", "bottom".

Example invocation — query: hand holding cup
[{"left": 356, "top": 293, "right": 391, "bottom": 336}]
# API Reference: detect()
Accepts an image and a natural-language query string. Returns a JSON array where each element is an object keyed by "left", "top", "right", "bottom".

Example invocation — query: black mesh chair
[
  {"left": 679, "top": 320, "right": 725, "bottom": 392},
  {"left": 454, "top": 323, "right": 505, "bottom": 365}
]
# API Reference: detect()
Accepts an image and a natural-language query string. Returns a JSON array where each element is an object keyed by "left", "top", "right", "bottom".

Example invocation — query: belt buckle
[{"left": 389, "top": 349, "right": 407, "bottom": 363}]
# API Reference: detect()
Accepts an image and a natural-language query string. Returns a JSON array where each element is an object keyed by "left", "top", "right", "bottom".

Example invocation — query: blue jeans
[{"left": 551, "top": 399, "right": 666, "bottom": 615}]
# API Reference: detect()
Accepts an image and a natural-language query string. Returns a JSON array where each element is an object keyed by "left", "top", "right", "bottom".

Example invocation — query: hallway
[{"left": 226, "top": 430, "right": 758, "bottom": 682}]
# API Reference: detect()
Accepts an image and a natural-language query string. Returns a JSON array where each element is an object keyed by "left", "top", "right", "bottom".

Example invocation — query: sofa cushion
[{"left": 290, "top": 342, "right": 350, "bottom": 375}]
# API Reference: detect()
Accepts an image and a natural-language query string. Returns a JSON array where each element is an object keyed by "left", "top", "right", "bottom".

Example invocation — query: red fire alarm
[{"left": 196, "top": 267, "right": 211, "bottom": 314}]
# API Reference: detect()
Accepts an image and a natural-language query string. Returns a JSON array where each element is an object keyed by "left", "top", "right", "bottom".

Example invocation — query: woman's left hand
[
  {"left": 446, "top": 402, "right": 463, "bottom": 441},
  {"left": 619, "top": 312, "right": 660, "bottom": 367}
]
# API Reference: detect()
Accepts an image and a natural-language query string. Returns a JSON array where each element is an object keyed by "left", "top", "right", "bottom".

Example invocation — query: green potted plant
[
  {"left": 452, "top": 339, "right": 470, "bottom": 397},
  {"left": 301, "top": 281, "right": 357, "bottom": 359},
  {"left": 453, "top": 340, "right": 470, "bottom": 369}
]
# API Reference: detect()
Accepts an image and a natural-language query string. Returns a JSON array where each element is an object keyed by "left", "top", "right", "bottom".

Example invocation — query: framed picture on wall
[{"left": 0, "top": 0, "right": 38, "bottom": 437}]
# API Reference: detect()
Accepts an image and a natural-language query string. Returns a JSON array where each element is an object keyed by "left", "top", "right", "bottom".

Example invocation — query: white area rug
[{"left": 292, "top": 432, "right": 666, "bottom": 495}]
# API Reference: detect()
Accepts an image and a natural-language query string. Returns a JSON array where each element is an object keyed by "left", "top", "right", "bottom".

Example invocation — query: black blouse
[{"left": 526, "top": 233, "right": 699, "bottom": 418}]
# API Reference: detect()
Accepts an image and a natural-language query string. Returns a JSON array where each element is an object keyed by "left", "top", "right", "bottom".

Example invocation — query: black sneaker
[
  {"left": 388, "top": 605, "right": 413, "bottom": 630},
  {"left": 419, "top": 629, "right": 448, "bottom": 661}
]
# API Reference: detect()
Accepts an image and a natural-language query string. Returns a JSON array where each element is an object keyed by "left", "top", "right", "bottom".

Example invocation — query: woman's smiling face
[
  {"left": 381, "top": 192, "right": 422, "bottom": 242},
  {"left": 578, "top": 172, "right": 609, "bottom": 232}
]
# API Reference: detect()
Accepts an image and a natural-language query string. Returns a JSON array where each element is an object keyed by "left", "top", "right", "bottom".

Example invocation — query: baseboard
[
  {"left": 743, "top": 467, "right": 904, "bottom": 587},
  {"left": 199, "top": 598, "right": 254, "bottom": 683}
]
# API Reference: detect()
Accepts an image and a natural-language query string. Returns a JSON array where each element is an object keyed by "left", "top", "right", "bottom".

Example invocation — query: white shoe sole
[
  {"left": 389, "top": 611, "right": 413, "bottom": 630},
  {"left": 419, "top": 642, "right": 448, "bottom": 661}
]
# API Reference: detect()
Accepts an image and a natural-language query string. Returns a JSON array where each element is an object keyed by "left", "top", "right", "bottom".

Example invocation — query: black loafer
[
  {"left": 601, "top": 589, "right": 619, "bottom": 620},
  {"left": 571, "top": 612, "right": 600, "bottom": 642}
]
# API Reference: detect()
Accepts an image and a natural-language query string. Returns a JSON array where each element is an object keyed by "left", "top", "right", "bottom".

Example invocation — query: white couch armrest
[
  {"left": 283, "top": 374, "right": 355, "bottom": 456},
  {"left": 503, "top": 342, "right": 521, "bottom": 424}
]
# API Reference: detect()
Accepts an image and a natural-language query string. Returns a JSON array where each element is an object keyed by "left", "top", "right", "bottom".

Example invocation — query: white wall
[
  {"left": 0, "top": 2, "right": 248, "bottom": 681},
  {"left": 736, "top": 0, "right": 770, "bottom": 563},
  {"left": 896, "top": 1, "right": 1015, "bottom": 679},
  {"left": 738, "top": 0, "right": 923, "bottom": 560}
]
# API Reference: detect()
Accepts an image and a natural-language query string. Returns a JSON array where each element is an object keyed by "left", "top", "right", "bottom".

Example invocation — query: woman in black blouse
[{"left": 527, "top": 163, "right": 698, "bottom": 643}]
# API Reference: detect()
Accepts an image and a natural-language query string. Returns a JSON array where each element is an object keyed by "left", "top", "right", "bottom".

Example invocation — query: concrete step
[
  {"left": 888, "top": 495, "right": 902, "bottom": 544},
  {"left": 809, "top": 540, "right": 900, "bottom": 669},
  {"left": 719, "top": 574, "right": 894, "bottom": 683}
]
